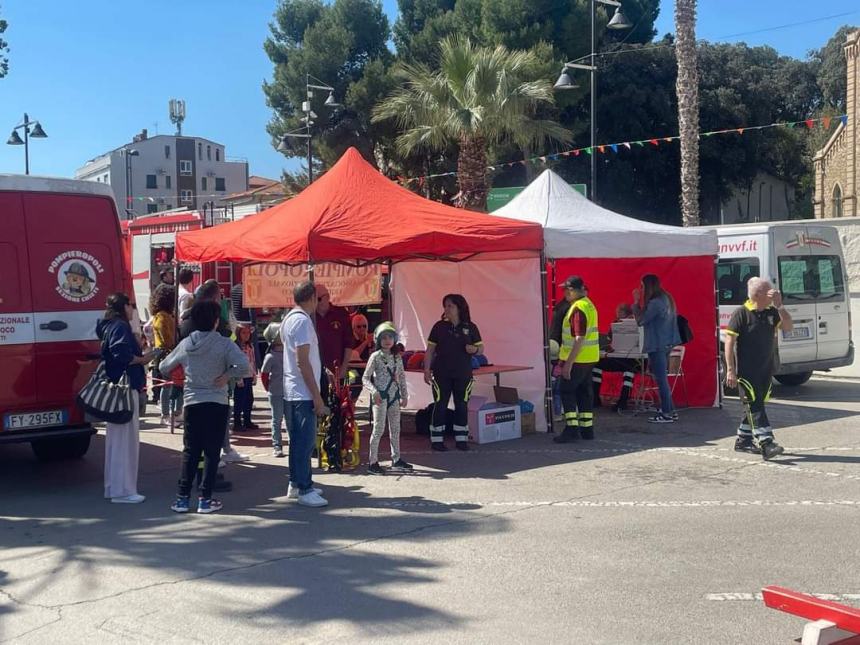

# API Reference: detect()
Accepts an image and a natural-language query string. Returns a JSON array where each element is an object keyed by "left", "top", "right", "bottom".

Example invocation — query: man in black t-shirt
[{"left": 725, "top": 277, "right": 793, "bottom": 460}]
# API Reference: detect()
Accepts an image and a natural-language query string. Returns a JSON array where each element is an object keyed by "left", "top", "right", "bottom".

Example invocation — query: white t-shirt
[
  {"left": 280, "top": 307, "right": 321, "bottom": 401},
  {"left": 178, "top": 285, "right": 194, "bottom": 316}
]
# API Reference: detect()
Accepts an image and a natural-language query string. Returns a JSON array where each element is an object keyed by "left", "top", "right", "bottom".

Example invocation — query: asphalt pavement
[{"left": 2, "top": 377, "right": 859, "bottom": 644}]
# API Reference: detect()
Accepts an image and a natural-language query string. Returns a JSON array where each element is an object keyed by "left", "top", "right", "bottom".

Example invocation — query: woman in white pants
[{"left": 96, "top": 293, "right": 157, "bottom": 503}]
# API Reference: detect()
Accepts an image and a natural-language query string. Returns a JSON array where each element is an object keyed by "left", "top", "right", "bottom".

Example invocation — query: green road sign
[{"left": 487, "top": 183, "right": 587, "bottom": 212}]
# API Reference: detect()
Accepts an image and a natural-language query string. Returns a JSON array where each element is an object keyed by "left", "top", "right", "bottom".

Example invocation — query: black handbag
[{"left": 677, "top": 314, "right": 694, "bottom": 345}]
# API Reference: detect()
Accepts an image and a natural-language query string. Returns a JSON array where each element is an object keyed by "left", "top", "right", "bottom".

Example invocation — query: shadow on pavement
[{"left": 0, "top": 432, "right": 501, "bottom": 638}]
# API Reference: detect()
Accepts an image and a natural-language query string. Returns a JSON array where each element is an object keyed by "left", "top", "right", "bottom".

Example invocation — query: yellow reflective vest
[{"left": 559, "top": 297, "right": 599, "bottom": 363}]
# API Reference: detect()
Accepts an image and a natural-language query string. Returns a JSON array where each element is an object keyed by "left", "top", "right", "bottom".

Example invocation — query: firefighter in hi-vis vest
[{"left": 554, "top": 276, "right": 600, "bottom": 443}]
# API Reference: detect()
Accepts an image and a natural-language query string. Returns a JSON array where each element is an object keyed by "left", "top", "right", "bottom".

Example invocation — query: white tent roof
[{"left": 492, "top": 169, "right": 718, "bottom": 258}]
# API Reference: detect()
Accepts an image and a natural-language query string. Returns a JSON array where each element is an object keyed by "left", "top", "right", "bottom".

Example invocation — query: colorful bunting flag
[{"left": 395, "top": 113, "right": 849, "bottom": 185}]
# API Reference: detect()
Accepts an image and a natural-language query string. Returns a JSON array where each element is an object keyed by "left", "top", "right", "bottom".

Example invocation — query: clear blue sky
[{"left": 0, "top": 0, "right": 857, "bottom": 180}]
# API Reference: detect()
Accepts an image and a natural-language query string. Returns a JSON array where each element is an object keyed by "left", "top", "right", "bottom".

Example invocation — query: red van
[{"left": 0, "top": 176, "right": 129, "bottom": 459}]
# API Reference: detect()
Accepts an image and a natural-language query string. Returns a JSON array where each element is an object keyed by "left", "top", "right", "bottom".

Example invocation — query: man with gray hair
[{"left": 724, "top": 277, "right": 793, "bottom": 460}]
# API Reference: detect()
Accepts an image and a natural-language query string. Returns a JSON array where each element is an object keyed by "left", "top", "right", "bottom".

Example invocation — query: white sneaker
[
  {"left": 273, "top": 447, "right": 285, "bottom": 458},
  {"left": 223, "top": 449, "right": 249, "bottom": 463},
  {"left": 297, "top": 490, "right": 328, "bottom": 507},
  {"left": 218, "top": 459, "right": 226, "bottom": 469},
  {"left": 160, "top": 416, "right": 171, "bottom": 426},
  {"left": 111, "top": 494, "right": 146, "bottom": 504},
  {"left": 286, "top": 483, "right": 322, "bottom": 499}
]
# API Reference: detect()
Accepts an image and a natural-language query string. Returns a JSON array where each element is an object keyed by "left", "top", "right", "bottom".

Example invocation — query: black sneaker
[
  {"left": 392, "top": 459, "right": 414, "bottom": 470},
  {"left": 553, "top": 428, "right": 579, "bottom": 443},
  {"left": 455, "top": 441, "right": 469, "bottom": 451},
  {"left": 734, "top": 436, "right": 755, "bottom": 453},
  {"left": 368, "top": 462, "right": 385, "bottom": 475},
  {"left": 647, "top": 413, "right": 675, "bottom": 424},
  {"left": 431, "top": 443, "right": 448, "bottom": 452},
  {"left": 760, "top": 440, "right": 785, "bottom": 461},
  {"left": 580, "top": 428, "right": 595, "bottom": 440}
]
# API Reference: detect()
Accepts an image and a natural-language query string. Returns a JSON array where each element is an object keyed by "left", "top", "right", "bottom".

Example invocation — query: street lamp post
[
  {"left": 278, "top": 74, "right": 340, "bottom": 184},
  {"left": 6, "top": 113, "right": 48, "bottom": 175},
  {"left": 554, "top": 0, "right": 631, "bottom": 204},
  {"left": 123, "top": 149, "right": 139, "bottom": 219}
]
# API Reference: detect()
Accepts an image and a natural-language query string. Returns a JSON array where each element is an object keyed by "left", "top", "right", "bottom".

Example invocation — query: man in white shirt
[
  {"left": 177, "top": 268, "right": 195, "bottom": 317},
  {"left": 280, "top": 281, "right": 330, "bottom": 507}
]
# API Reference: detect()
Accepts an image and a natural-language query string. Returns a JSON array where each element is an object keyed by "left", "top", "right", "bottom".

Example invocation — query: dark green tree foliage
[
  {"left": 551, "top": 40, "right": 823, "bottom": 224},
  {"left": 264, "top": 0, "right": 394, "bottom": 186},
  {"left": 809, "top": 25, "right": 857, "bottom": 112},
  {"left": 0, "top": 8, "right": 8, "bottom": 78}
]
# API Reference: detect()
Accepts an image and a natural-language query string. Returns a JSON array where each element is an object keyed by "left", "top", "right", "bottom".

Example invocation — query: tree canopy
[
  {"left": 263, "top": 0, "right": 856, "bottom": 223},
  {"left": 0, "top": 9, "right": 8, "bottom": 79}
]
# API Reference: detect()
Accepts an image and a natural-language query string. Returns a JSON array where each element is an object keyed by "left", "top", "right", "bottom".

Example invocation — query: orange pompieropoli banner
[{"left": 243, "top": 263, "right": 383, "bottom": 307}]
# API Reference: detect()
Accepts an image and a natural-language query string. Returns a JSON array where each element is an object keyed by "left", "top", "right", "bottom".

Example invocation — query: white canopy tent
[
  {"left": 493, "top": 169, "right": 718, "bottom": 259},
  {"left": 492, "top": 169, "right": 721, "bottom": 408}
]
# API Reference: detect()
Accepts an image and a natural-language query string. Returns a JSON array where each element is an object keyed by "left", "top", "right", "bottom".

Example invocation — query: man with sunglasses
[{"left": 350, "top": 313, "right": 374, "bottom": 361}]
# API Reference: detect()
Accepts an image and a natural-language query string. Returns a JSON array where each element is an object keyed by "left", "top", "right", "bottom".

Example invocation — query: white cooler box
[{"left": 468, "top": 397, "right": 522, "bottom": 444}]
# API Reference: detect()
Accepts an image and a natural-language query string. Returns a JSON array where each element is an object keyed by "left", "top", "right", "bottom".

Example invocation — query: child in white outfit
[{"left": 363, "top": 322, "right": 411, "bottom": 475}]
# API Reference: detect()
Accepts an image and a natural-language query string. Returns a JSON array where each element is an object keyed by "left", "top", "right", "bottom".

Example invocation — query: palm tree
[
  {"left": 373, "top": 37, "right": 571, "bottom": 210},
  {"left": 674, "top": 0, "right": 700, "bottom": 227}
]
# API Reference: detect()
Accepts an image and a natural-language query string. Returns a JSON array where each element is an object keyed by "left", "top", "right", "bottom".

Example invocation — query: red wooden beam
[{"left": 762, "top": 586, "right": 860, "bottom": 635}]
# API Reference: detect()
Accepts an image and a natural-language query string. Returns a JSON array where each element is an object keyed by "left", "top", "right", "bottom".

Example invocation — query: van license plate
[
  {"left": 782, "top": 328, "right": 811, "bottom": 341},
  {"left": 3, "top": 410, "right": 67, "bottom": 430}
]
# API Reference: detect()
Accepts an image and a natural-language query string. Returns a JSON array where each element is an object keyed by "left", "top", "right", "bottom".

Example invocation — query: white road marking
[
  {"left": 705, "top": 592, "right": 860, "bottom": 603},
  {"left": 366, "top": 499, "right": 860, "bottom": 509},
  {"left": 595, "top": 438, "right": 860, "bottom": 482}
]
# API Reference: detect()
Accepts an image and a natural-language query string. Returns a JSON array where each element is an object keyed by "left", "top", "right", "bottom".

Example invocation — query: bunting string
[{"left": 396, "top": 114, "right": 849, "bottom": 185}]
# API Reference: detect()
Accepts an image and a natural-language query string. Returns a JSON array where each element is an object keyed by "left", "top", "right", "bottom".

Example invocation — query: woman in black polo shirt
[{"left": 423, "top": 294, "right": 483, "bottom": 451}]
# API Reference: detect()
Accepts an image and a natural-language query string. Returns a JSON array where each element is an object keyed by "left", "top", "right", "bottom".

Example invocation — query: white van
[{"left": 711, "top": 222, "right": 854, "bottom": 385}]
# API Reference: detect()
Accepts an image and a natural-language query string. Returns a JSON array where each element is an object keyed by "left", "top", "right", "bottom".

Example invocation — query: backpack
[{"left": 677, "top": 314, "right": 694, "bottom": 345}]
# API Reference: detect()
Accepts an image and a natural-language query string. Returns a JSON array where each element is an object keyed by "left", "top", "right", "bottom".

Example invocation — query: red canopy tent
[
  {"left": 176, "top": 148, "right": 552, "bottom": 429},
  {"left": 175, "top": 147, "right": 542, "bottom": 264}
]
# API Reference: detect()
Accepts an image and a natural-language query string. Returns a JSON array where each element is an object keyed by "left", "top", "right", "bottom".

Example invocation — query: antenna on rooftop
[{"left": 169, "top": 99, "right": 186, "bottom": 136}]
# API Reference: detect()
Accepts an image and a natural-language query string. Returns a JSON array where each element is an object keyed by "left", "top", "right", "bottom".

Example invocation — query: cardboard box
[
  {"left": 400, "top": 409, "right": 418, "bottom": 434},
  {"left": 521, "top": 411, "right": 536, "bottom": 435},
  {"left": 468, "top": 402, "right": 521, "bottom": 444}
]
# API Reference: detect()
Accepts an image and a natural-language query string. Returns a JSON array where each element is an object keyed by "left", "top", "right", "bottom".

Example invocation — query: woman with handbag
[{"left": 95, "top": 293, "right": 158, "bottom": 504}]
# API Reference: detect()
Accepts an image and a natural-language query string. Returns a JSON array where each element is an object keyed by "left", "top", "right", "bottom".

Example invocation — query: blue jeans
[
  {"left": 269, "top": 393, "right": 285, "bottom": 448},
  {"left": 285, "top": 400, "right": 316, "bottom": 494},
  {"left": 648, "top": 348, "right": 674, "bottom": 415}
]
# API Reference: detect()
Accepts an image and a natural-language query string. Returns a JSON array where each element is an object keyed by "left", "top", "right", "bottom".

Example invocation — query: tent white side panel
[{"left": 392, "top": 256, "right": 547, "bottom": 431}]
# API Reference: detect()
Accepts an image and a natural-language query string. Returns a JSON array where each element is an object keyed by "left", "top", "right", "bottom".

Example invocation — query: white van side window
[
  {"left": 717, "top": 257, "right": 760, "bottom": 305},
  {"left": 778, "top": 255, "right": 844, "bottom": 303}
]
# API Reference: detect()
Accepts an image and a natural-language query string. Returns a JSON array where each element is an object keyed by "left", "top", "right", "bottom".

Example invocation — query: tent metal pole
[{"left": 540, "top": 251, "right": 554, "bottom": 433}]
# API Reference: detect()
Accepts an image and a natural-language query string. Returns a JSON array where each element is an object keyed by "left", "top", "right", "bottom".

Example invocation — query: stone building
[{"left": 814, "top": 30, "right": 859, "bottom": 219}]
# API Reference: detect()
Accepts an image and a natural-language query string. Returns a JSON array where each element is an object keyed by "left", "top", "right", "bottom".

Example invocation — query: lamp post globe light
[
  {"left": 553, "top": 0, "right": 631, "bottom": 204},
  {"left": 278, "top": 74, "right": 340, "bottom": 184},
  {"left": 6, "top": 113, "right": 48, "bottom": 175}
]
